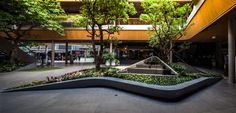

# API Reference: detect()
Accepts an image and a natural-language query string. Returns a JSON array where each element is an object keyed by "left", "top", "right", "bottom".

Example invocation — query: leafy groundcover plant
[{"left": 0, "top": 62, "right": 25, "bottom": 72}]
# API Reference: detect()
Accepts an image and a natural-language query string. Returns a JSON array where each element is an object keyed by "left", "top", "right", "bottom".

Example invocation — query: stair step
[
  {"left": 127, "top": 68, "right": 164, "bottom": 74},
  {"left": 136, "top": 64, "right": 162, "bottom": 68}
]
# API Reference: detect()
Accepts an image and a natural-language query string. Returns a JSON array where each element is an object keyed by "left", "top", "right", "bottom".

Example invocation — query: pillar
[
  {"left": 51, "top": 41, "right": 55, "bottom": 66},
  {"left": 110, "top": 42, "right": 113, "bottom": 54},
  {"left": 65, "top": 41, "right": 68, "bottom": 64},
  {"left": 228, "top": 17, "right": 236, "bottom": 83},
  {"left": 45, "top": 45, "right": 48, "bottom": 64}
]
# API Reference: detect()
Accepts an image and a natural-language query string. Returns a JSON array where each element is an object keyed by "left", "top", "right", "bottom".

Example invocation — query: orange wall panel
[
  {"left": 21, "top": 29, "right": 149, "bottom": 41},
  {"left": 180, "top": 0, "right": 236, "bottom": 40}
]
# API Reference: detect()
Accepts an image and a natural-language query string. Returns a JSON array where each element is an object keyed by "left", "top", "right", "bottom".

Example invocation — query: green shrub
[
  {"left": 0, "top": 63, "right": 17, "bottom": 72},
  {"left": 186, "top": 72, "right": 222, "bottom": 78},
  {"left": 170, "top": 63, "right": 186, "bottom": 75},
  {"left": 111, "top": 74, "right": 197, "bottom": 85},
  {"left": 0, "top": 62, "right": 25, "bottom": 72}
]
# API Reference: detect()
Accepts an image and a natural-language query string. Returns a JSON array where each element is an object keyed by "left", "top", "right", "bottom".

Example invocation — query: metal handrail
[{"left": 118, "top": 56, "right": 178, "bottom": 75}]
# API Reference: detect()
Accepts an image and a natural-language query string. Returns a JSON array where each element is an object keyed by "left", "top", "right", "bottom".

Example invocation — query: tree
[
  {"left": 0, "top": 0, "right": 65, "bottom": 64},
  {"left": 140, "top": 0, "right": 191, "bottom": 63},
  {"left": 72, "top": 0, "right": 136, "bottom": 70}
]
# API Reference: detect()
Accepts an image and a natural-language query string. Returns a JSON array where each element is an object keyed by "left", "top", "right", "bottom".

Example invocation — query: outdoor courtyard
[{"left": 1, "top": 0, "right": 236, "bottom": 113}]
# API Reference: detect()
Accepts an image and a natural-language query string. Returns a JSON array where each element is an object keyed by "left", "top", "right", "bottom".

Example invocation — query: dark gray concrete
[
  {"left": 51, "top": 40, "right": 55, "bottom": 66},
  {"left": 1, "top": 79, "right": 236, "bottom": 113}
]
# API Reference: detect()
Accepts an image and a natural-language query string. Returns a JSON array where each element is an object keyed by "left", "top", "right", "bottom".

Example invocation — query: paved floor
[{"left": 0, "top": 64, "right": 236, "bottom": 113}]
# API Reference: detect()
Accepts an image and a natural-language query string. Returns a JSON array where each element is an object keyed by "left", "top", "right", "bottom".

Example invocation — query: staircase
[
  {"left": 119, "top": 56, "right": 178, "bottom": 75},
  {"left": 0, "top": 38, "right": 36, "bottom": 64},
  {"left": 0, "top": 50, "right": 7, "bottom": 62}
]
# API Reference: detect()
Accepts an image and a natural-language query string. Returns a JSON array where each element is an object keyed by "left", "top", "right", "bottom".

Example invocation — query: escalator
[{"left": 0, "top": 38, "right": 36, "bottom": 64}]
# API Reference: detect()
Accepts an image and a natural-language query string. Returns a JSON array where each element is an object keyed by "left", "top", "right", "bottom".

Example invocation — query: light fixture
[{"left": 212, "top": 36, "right": 216, "bottom": 39}]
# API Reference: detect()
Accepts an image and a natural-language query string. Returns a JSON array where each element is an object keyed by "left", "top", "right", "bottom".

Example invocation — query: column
[
  {"left": 65, "top": 41, "right": 68, "bottom": 64},
  {"left": 228, "top": 17, "right": 236, "bottom": 83},
  {"left": 110, "top": 42, "right": 113, "bottom": 54},
  {"left": 45, "top": 45, "right": 48, "bottom": 64},
  {"left": 51, "top": 41, "right": 55, "bottom": 66}
]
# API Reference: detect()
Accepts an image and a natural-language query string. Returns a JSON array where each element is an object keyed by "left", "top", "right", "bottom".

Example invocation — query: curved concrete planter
[{"left": 4, "top": 77, "right": 221, "bottom": 100}]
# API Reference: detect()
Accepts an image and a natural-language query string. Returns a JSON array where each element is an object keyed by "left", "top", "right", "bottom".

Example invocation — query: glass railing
[
  {"left": 60, "top": 18, "right": 149, "bottom": 28},
  {"left": 19, "top": 46, "right": 36, "bottom": 57}
]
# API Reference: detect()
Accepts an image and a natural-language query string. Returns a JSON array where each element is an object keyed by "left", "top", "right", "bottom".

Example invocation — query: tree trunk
[
  {"left": 109, "top": 42, "right": 113, "bottom": 66},
  {"left": 92, "top": 39, "right": 100, "bottom": 70},
  {"left": 95, "top": 25, "right": 104, "bottom": 71},
  {"left": 95, "top": 56, "right": 101, "bottom": 70},
  {"left": 9, "top": 40, "right": 18, "bottom": 64}
]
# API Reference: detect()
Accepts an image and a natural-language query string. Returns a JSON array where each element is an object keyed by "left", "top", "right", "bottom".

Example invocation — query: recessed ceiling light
[{"left": 212, "top": 36, "right": 216, "bottom": 39}]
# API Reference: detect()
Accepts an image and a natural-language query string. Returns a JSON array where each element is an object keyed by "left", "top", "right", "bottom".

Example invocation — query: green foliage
[
  {"left": 103, "top": 52, "right": 115, "bottom": 61},
  {"left": 0, "top": 0, "right": 65, "bottom": 64},
  {"left": 71, "top": 0, "right": 136, "bottom": 70},
  {"left": 0, "top": 62, "right": 25, "bottom": 72},
  {"left": 0, "top": 0, "right": 65, "bottom": 34},
  {"left": 170, "top": 63, "right": 186, "bottom": 75},
  {"left": 0, "top": 63, "right": 17, "bottom": 72},
  {"left": 103, "top": 52, "right": 120, "bottom": 66},
  {"left": 72, "top": 0, "right": 136, "bottom": 30},
  {"left": 79, "top": 0, "right": 136, "bottom": 25},
  {"left": 171, "top": 63, "right": 223, "bottom": 77},
  {"left": 186, "top": 72, "right": 222, "bottom": 78},
  {"left": 113, "top": 74, "right": 197, "bottom": 85},
  {"left": 114, "top": 59, "right": 120, "bottom": 65},
  {"left": 140, "top": 0, "right": 191, "bottom": 62},
  {"left": 82, "top": 67, "right": 119, "bottom": 77}
]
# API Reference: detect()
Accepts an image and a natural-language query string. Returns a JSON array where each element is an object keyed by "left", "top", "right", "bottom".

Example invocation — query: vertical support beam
[
  {"left": 65, "top": 41, "right": 68, "bottom": 64},
  {"left": 117, "top": 49, "right": 120, "bottom": 59},
  {"left": 51, "top": 41, "right": 55, "bottom": 66},
  {"left": 45, "top": 45, "right": 48, "bottom": 64},
  {"left": 85, "top": 49, "right": 87, "bottom": 62},
  {"left": 110, "top": 42, "right": 113, "bottom": 54},
  {"left": 228, "top": 17, "right": 235, "bottom": 83}
]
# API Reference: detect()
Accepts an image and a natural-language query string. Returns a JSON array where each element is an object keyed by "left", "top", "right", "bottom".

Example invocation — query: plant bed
[
  {"left": 4, "top": 77, "right": 221, "bottom": 100},
  {"left": 4, "top": 68, "right": 222, "bottom": 100},
  {"left": 7, "top": 68, "right": 195, "bottom": 89}
]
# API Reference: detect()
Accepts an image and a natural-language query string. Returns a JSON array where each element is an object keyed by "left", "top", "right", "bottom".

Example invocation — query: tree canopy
[
  {"left": 72, "top": 0, "right": 136, "bottom": 70},
  {"left": 0, "top": 0, "right": 65, "bottom": 35},
  {"left": 0, "top": 0, "right": 65, "bottom": 64},
  {"left": 140, "top": 0, "right": 191, "bottom": 62}
]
